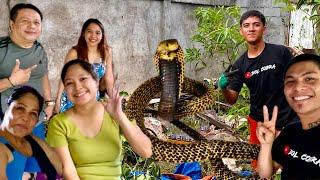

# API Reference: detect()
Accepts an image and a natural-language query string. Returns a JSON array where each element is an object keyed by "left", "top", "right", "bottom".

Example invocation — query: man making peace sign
[{"left": 257, "top": 54, "right": 320, "bottom": 179}]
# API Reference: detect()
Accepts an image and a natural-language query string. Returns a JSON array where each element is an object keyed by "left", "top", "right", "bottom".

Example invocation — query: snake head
[{"left": 156, "top": 39, "right": 179, "bottom": 61}]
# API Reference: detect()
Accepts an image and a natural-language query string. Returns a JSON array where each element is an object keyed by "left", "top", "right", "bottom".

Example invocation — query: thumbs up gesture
[{"left": 9, "top": 59, "right": 37, "bottom": 86}]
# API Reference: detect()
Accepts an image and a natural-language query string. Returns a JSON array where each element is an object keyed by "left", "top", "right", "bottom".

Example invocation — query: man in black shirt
[
  {"left": 218, "top": 10, "right": 297, "bottom": 145},
  {"left": 257, "top": 53, "right": 320, "bottom": 179}
]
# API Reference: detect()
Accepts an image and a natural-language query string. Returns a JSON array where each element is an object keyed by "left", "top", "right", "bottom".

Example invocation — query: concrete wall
[{"left": 0, "top": 0, "right": 289, "bottom": 96}]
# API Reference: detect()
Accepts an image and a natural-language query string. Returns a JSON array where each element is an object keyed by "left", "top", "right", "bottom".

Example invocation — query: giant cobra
[{"left": 125, "top": 39, "right": 260, "bottom": 179}]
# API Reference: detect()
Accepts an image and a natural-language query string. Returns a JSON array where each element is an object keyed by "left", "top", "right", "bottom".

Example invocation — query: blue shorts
[{"left": 0, "top": 122, "right": 45, "bottom": 179}]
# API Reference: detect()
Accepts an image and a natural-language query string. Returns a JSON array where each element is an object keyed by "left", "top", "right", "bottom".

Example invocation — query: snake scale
[{"left": 125, "top": 39, "right": 260, "bottom": 179}]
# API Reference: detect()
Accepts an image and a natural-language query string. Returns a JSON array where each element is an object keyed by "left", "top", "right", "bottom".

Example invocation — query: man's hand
[
  {"left": 53, "top": 102, "right": 61, "bottom": 115},
  {"left": 217, "top": 73, "right": 229, "bottom": 89},
  {"left": 9, "top": 59, "right": 37, "bottom": 86},
  {"left": 44, "top": 105, "right": 54, "bottom": 121},
  {"left": 256, "top": 105, "right": 278, "bottom": 145}
]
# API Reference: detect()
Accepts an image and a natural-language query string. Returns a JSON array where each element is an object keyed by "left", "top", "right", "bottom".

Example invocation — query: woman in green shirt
[{"left": 46, "top": 59, "right": 152, "bottom": 180}]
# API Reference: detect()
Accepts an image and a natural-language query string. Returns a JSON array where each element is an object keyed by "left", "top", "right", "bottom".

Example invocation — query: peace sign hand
[
  {"left": 256, "top": 105, "right": 278, "bottom": 145},
  {"left": 9, "top": 59, "right": 37, "bottom": 86}
]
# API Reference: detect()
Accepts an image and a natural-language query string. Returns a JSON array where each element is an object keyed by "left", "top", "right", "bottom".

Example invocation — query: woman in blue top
[
  {"left": 55, "top": 18, "right": 114, "bottom": 113},
  {"left": 0, "top": 86, "right": 62, "bottom": 179}
]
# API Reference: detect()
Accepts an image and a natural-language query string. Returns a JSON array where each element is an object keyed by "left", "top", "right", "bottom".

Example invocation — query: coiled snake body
[{"left": 125, "top": 39, "right": 259, "bottom": 179}]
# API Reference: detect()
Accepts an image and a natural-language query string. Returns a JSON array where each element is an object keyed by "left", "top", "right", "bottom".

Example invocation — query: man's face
[
  {"left": 284, "top": 61, "right": 320, "bottom": 116},
  {"left": 240, "top": 16, "right": 265, "bottom": 45},
  {"left": 10, "top": 8, "right": 42, "bottom": 44}
]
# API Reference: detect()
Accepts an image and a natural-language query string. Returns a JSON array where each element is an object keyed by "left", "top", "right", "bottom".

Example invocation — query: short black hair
[
  {"left": 240, "top": 10, "right": 266, "bottom": 26},
  {"left": 61, "top": 59, "right": 98, "bottom": 84},
  {"left": 7, "top": 86, "right": 44, "bottom": 115},
  {"left": 10, "top": 3, "right": 43, "bottom": 21},
  {"left": 284, "top": 53, "right": 320, "bottom": 77}
]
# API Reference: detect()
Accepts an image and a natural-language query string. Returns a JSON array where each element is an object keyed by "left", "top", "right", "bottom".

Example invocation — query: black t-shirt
[
  {"left": 272, "top": 123, "right": 320, "bottom": 179},
  {"left": 228, "top": 43, "right": 297, "bottom": 129}
]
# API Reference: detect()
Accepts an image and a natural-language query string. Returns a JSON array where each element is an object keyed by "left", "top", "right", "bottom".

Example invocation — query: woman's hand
[
  {"left": 103, "top": 87, "right": 152, "bottom": 158},
  {"left": 103, "top": 87, "right": 123, "bottom": 121},
  {"left": 256, "top": 105, "right": 278, "bottom": 145}
]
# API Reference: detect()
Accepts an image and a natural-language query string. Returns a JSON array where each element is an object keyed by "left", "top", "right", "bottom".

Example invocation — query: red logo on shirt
[
  {"left": 244, "top": 72, "right": 252, "bottom": 79},
  {"left": 283, "top": 145, "right": 290, "bottom": 155}
]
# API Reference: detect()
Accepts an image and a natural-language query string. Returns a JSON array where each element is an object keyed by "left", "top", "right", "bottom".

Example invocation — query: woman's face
[
  {"left": 64, "top": 64, "right": 99, "bottom": 106},
  {"left": 10, "top": 8, "right": 42, "bottom": 44},
  {"left": 284, "top": 61, "right": 320, "bottom": 115},
  {"left": 84, "top": 23, "right": 103, "bottom": 47},
  {"left": 7, "top": 93, "right": 40, "bottom": 137}
]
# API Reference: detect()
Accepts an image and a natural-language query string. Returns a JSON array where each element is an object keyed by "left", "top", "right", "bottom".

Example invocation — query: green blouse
[{"left": 46, "top": 112, "right": 122, "bottom": 180}]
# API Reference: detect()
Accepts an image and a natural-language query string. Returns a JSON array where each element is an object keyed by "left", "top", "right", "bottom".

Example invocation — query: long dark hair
[{"left": 73, "top": 18, "right": 110, "bottom": 63}]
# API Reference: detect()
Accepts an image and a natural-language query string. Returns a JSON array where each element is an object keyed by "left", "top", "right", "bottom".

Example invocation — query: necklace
[{"left": 308, "top": 119, "right": 320, "bottom": 129}]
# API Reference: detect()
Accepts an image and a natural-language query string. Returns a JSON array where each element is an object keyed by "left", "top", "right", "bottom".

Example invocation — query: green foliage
[
  {"left": 274, "top": 0, "right": 297, "bottom": 11},
  {"left": 238, "top": 84, "right": 250, "bottom": 100},
  {"left": 226, "top": 104, "right": 250, "bottom": 118},
  {"left": 292, "top": 0, "right": 320, "bottom": 26},
  {"left": 275, "top": 0, "right": 320, "bottom": 52},
  {"left": 274, "top": 173, "right": 282, "bottom": 180},
  {"left": 225, "top": 84, "right": 250, "bottom": 137},
  {"left": 185, "top": 6, "right": 245, "bottom": 70},
  {"left": 121, "top": 141, "right": 160, "bottom": 180},
  {"left": 185, "top": 47, "right": 205, "bottom": 70},
  {"left": 185, "top": 6, "right": 250, "bottom": 136},
  {"left": 235, "top": 121, "right": 249, "bottom": 138},
  {"left": 184, "top": 5, "right": 253, "bottom": 141},
  {"left": 225, "top": 84, "right": 250, "bottom": 117},
  {"left": 296, "top": 0, "right": 320, "bottom": 9},
  {"left": 120, "top": 90, "right": 129, "bottom": 97}
]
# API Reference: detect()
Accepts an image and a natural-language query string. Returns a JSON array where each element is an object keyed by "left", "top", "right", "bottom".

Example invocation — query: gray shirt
[{"left": 0, "top": 36, "right": 48, "bottom": 112}]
